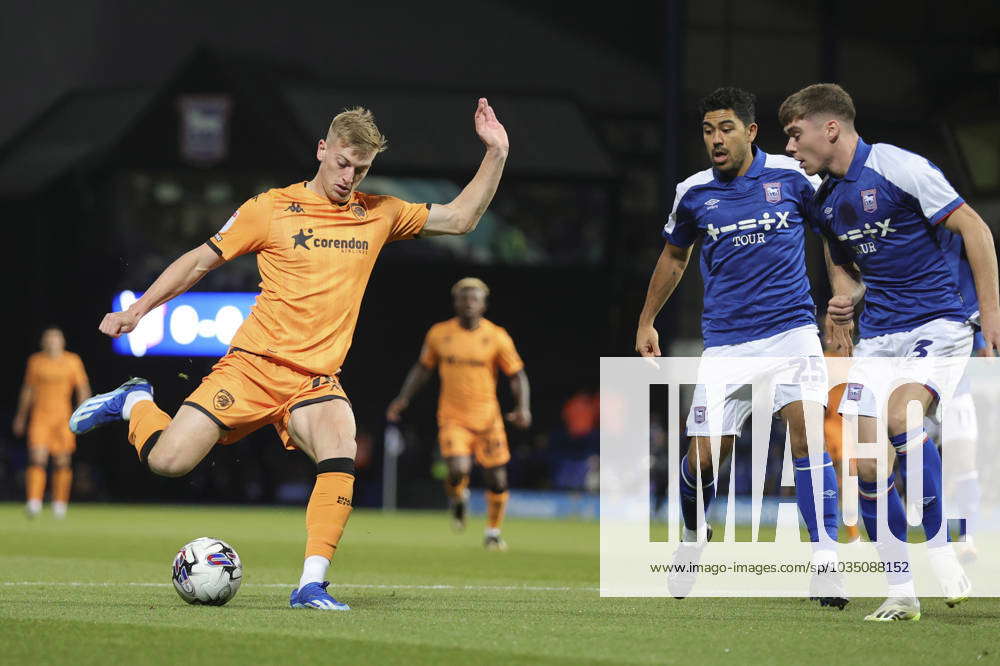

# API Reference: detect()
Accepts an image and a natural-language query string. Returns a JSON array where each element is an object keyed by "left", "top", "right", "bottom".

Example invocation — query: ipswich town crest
[
  {"left": 861, "top": 188, "right": 878, "bottom": 212},
  {"left": 763, "top": 182, "right": 782, "bottom": 203}
]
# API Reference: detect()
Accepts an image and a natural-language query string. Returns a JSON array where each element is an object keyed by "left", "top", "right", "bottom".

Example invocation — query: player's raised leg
[
  {"left": 482, "top": 464, "right": 509, "bottom": 550},
  {"left": 286, "top": 398, "right": 357, "bottom": 611},
  {"left": 444, "top": 454, "right": 472, "bottom": 532}
]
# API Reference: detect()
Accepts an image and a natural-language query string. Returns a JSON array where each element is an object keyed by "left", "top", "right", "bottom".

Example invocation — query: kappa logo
[
  {"left": 861, "top": 188, "right": 877, "bottom": 213},
  {"left": 350, "top": 203, "right": 367, "bottom": 220},
  {"left": 285, "top": 202, "right": 304, "bottom": 213},
  {"left": 337, "top": 496, "right": 352, "bottom": 506},
  {"left": 763, "top": 182, "right": 782, "bottom": 203},
  {"left": 214, "top": 389, "right": 235, "bottom": 411}
]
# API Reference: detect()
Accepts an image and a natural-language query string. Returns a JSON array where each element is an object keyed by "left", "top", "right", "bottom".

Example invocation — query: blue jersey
[
  {"left": 662, "top": 147, "right": 821, "bottom": 347},
  {"left": 809, "top": 139, "right": 969, "bottom": 338},
  {"left": 936, "top": 225, "right": 980, "bottom": 323}
]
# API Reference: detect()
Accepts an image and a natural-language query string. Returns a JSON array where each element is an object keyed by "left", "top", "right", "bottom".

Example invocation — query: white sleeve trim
[
  {"left": 866, "top": 143, "right": 962, "bottom": 222},
  {"left": 664, "top": 168, "right": 713, "bottom": 235}
]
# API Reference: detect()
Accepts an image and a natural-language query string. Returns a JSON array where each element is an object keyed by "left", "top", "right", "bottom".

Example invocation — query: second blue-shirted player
[{"left": 781, "top": 82, "right": 1000, "bottom": 621}]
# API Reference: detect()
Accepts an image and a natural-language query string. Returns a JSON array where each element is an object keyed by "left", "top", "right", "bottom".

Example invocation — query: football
[{"left": 171, "top": 537, "right": 243, "bottom": 605}]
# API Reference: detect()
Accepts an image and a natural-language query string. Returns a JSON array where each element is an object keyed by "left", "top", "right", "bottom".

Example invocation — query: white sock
[
  {"left": 887, "top": 581, "right": 917, "bottom": 600},
  {"left": 122, "top": 391, "right": 153, "bottom": 420},
  {"left": 811, "top": 548, "right": 838, "bottom": 569},
  {"left": 683, "top": 527, "right": 698, "bottom": 542},
  {"left": 26, "top": 499, "right": 42, "bottom": 514},
  {"left": 53, "top": 502, "right": 67, "bottom": 518},
  {"left": 298, "top": 555, "right": 330, "bottom": 590},
  {"left": 485, "top": 527, "right": 501, "bottom": 538}
]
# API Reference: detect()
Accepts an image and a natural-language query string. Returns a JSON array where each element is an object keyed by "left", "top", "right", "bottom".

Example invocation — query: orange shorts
[
  {"left": 28, "top": 416, "right": 76, "bottom": 454},
  {"left": 184, "top": 349, "right": 349, "bottom": 449},
  {"left": 439, "top": 419, "right": 510, "bottom": 468}
]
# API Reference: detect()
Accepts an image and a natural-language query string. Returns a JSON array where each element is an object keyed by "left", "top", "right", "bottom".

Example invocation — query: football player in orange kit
[
  {"left": 387, "top": 278, "right": 530, "bottom": 551},
  {"left": 70, "top": 99, "right": 509, "bottom": 610},
  {"left": 14, "top": 327, "right": 91, "bottom": 518}
]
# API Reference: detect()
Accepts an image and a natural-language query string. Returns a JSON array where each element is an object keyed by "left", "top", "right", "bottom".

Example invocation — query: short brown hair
[
  {"left": 451, "top": 277, "right": 490, "bottom": 297},
  {"left": 327, "top": 107, "right": 388, "bottom": 153},
  {"left": 778, "top": 83, "right": 856, "bottom": 127}
]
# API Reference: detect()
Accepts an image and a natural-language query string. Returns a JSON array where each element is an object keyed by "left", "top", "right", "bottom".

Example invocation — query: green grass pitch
[{"left": 1, "top": 503, "right": 997, "bottom": 664}]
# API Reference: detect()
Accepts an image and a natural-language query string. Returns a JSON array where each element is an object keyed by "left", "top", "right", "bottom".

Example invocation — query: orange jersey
[
  {"left": 207, "top": 183, "right": 429, "bottom": 376},
  {"left": 419, "top": 317, "right": 524, "bottom": 430},
  {"left": 25, "top": 352, "right": 87, "bottom": 421}
]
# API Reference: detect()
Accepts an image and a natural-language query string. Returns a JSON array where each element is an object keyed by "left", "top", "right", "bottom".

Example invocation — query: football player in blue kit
[
  {"left": 636, "top": 87, "right": 849, "bottom": 606},
  {"left": 781, "top": 82, "right": 1000, "bottom": 621}
]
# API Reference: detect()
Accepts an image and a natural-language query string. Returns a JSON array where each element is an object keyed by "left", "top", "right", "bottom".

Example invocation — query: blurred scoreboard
[{"left": 111, "top": 291, "right": 256, "bottom": 357}]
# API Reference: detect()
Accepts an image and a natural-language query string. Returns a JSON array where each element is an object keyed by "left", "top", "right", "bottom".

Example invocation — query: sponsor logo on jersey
[
  {"left": 218, "top": 210, "right": 238, "bottom": 235},
  {"left": 291, "top": 228, "right": 369, "bottom": 253},
  {"left": 861, "top": 188, "right": 878, "bottom": 212}
]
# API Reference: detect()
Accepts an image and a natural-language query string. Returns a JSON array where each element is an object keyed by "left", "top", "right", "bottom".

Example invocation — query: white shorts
[
  {"left": 838, "top": 318, "right": 973, "bottom": 419},
  {"left": 686, "top": 325, "right": 827, "bottom": 437}
]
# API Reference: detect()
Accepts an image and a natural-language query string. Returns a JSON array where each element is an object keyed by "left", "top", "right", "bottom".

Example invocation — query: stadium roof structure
[{"left": 0, "top": 49, "right": 616, "bottom": 198}]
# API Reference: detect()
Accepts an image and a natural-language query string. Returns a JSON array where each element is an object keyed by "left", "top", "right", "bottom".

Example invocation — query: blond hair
[
  {"left": 451, "top": 277, "right": 490, "bottom": 297},
  {"left": 327, "top": 107, "right": 388, "bottom": 153},
  {"left": 778, "top": 83, "right": 856, "bottom": 128}
]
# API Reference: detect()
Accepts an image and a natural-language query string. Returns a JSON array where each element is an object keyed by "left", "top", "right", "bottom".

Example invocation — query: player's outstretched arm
[
  {"left": 99, "top": 244, "right": 225, "bottom": 338},
  {"left": 824, "top": 240, "right": 865, "bottom": 328},
  {"left": 944, "top": 204, "right": 1000, "bottom": 353},
  {"left": 386, "top": 362, "right": 435, "bottom": 422},
  {"left": 421, "top": 98, "right": 509, "bottom": 237},
  {"left": 635, "top": 242, "right": 693, "bottom": 357},
  {"left": 505, "top": 369, "right": 531, "bottom": 429}
]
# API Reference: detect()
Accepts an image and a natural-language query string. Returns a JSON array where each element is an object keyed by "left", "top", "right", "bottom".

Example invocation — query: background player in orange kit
[
  {"left": 70, "top": 99, "right": 509, "bottom": 610},
  {"left": 14, "top": 327, "right": 91, "bottom": 518},
  {"left": 386, "top": 278, "right": 531, "bottom": 551}
]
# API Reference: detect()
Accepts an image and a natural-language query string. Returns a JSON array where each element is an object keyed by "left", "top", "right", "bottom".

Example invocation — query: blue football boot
[
  {"left": 289, "top": 582, "right": 350, "bottom": 611},
  {"left": 69, "top": 377, "right": 152, "bottom": 434}
]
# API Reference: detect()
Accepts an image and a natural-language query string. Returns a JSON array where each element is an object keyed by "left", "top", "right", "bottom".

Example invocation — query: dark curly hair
[{"left": 698, "top": 87, "right": 756, "bottom": 127}]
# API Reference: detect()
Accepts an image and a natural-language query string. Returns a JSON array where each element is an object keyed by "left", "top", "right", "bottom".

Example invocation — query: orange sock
[
  {"left": 486, "top": 490, "right": 509, "bottom": 530},
  {"left": 26, "top": 464, "right": 46, "bottom": 502},
  {"left": 304, "top": 470, "right": 355, "bottom": 560},
  {"left": 52, "top": 466, "right": 73, "bottom": 504},
  {"left": 127, "top": 400, "right": 172, "bottom": 461},
  {"left": 445, "top": 475, "right": 469, "bottom": 502}
]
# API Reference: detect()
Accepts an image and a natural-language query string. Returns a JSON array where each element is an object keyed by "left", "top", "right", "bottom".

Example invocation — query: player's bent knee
[{"left": 146, "top": 446, "right": 196, "bottom": 478}]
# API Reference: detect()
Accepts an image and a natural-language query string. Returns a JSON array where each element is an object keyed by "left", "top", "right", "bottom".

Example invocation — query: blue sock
[
  {"left": 892, "top": 430, "right": 943, "bottom": 542},
  {"left": 858, "top": 473, "right": 908, "bottom": 542},
  {"left": 793, "top": 452, "right": 839, "bottom": 542},
  {"left": 953, "top": 472, "right": 980, "bottom": 540},
  {"left": 680, "top": 454, "right": 715, "bottom": 532}
]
